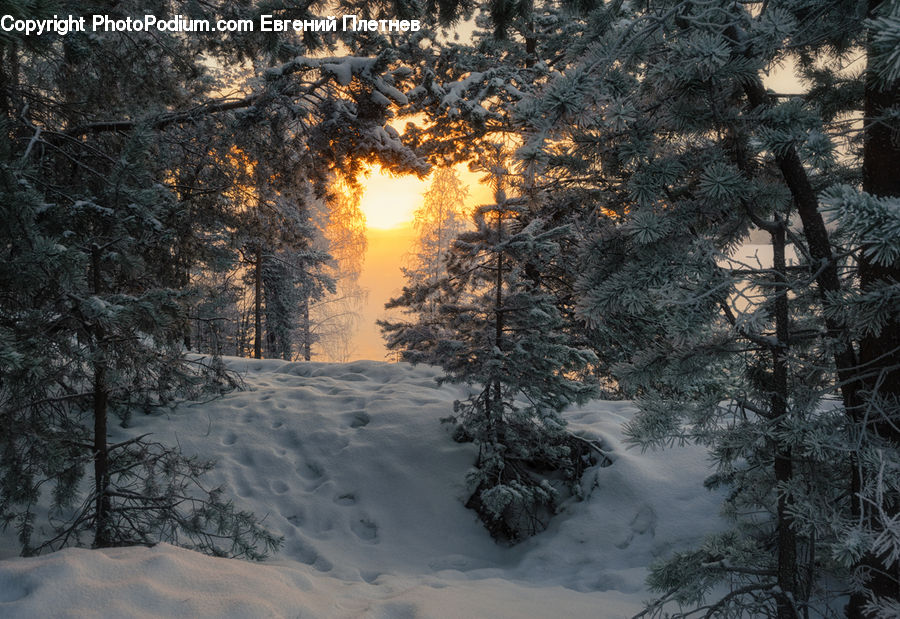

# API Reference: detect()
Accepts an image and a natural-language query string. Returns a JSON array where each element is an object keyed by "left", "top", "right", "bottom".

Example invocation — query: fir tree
[
  {"left": 386, "top": 186, "right": 599, "bottom": 540},
  {"left": 511, "top": 0, "right": 900, "bottom": 614},
  {"left": 1, "top": 0, "right": 427, "bottom": 557}
]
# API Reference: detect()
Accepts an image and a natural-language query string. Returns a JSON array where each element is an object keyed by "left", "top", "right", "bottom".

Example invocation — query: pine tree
[
  {"left": 509, "top": 0, "right": 900, "bottom": 614},
  {"left": 1, "top": 0, "right": 427, "bottom": 557},
  {"left": 389, "top": 0, "right": 611, "bottom": 541},
  {"left": 234, "top": 180, "right": 333, "bottom": 361},
  {"left": 0, "top": 110, "right": 281, "bottom": 559},
  {"left": 386, "top": 183, "right": 599, "bottom": 539}
]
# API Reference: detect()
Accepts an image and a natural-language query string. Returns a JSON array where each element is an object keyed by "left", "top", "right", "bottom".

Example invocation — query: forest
[{"left": 1, "top": 0, "right": 898, "bottom": 617}]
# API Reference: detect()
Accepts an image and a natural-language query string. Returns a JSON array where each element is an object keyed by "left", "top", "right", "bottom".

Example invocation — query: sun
[{"left": 358, "top": 164, "right": 427, "bottom": 229}]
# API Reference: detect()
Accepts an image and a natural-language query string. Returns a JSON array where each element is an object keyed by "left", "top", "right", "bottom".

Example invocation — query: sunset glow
[
  {"left": 358, "top": 163, "right": 495, "bottom": 230},
  {"left": 350, "top": 163, "right": 495, "bottom": 361},
  {"left": 358, "top": 165, "right": 427, "bottom": 229}
]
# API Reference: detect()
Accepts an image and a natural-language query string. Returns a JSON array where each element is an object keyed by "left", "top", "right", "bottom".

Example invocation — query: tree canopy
[{"left": 2, "top": 1, "right": 898, "bottom": 616}]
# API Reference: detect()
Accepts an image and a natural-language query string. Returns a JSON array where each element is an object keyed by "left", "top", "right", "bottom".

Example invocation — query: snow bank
[{"left": 0, "top": 358, "right": 723, "bottom": 618}]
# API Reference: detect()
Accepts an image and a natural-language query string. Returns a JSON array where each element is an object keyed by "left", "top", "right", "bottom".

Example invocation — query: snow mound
[{"left": 0, "top": 358, "right": 723, "bottom": 618}]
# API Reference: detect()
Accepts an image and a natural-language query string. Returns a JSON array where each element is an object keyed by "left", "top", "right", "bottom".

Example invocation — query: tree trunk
[
  {"left": 847, "top": 4, "right": 900, "bottom": 613},
  {"left": 743, "top": 80, "right": 871, "bottom": 615},
  {"left": 743, "top": 79, "right": 862, "bottom": 416},
  {"left": 90, "top": 245, "right": 111, "bottom": 548},
  {"left": 254, "top": 247, "right": 262, "bottom": 359},
  {"left": 0, "top": 45, "right": 9, "bottom": 121},
  {"left": 743, "top": 73, "right": 900, "bottom": 616},
  {"left": 860, "top": 6, "right": 900, "bottom": 436},
  {"left": 302, "top": 295, "right": 311, "bottom": 361},
  {"left": 92, "top": 358, "right": 110, "bottom": 548},
  {"left": 1, "top": 42, "right": 21, "bottom": 126},
  {"left": 525, "top": 20, "right": 536, "bottom": 68},
  {"left": 523, "top": 0, "right": 536, "bottom": 68},
  {"left": 491, "top": 210, "right": 504, "bottom": 435},
  {"left": 772, "top": 223, "right": 798, "bottom": 619}
]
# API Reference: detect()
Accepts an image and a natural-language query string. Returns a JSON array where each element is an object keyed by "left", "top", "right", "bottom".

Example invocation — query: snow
[
  {"left": 373, "top": 78, "right": 408, "bottom": 105},
  {"left": 267, "top": 56, "right": 379, "bottom": 90},
  {"left": 0, "top": 358, "right": 724, "bottom": 618}
]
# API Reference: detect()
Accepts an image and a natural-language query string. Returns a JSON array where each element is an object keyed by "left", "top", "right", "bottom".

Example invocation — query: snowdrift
[{"left": 0, "top": 358, "right": 723, "bottom": 618}]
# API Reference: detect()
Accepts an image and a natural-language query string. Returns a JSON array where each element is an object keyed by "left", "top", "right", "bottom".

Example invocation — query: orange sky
[{"left": 345, "top": 164, "right": 493, "bottom": 361}]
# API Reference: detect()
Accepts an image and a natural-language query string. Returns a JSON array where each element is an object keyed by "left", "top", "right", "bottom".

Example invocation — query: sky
[{"left": 347, "top": 164, "right": 493, "bottom": 361}]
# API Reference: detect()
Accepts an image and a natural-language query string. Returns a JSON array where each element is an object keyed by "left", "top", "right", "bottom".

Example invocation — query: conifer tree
[
  {"left": 389, "top": 0, "right": 609, "bottom": 540},
  {"left": 1, "top": 0, "right": 427, "bottom": 556},
  {"left": 385, "top": 180, "right": 598, "bottom": 539},
  {"left": 511, "top": 0, "right": 900, "bottom": 614}
]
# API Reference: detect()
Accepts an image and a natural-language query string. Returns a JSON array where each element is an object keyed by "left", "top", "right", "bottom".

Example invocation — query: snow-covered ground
[{"left": 0, "top": 359, "right": 723, "bottom": 618}]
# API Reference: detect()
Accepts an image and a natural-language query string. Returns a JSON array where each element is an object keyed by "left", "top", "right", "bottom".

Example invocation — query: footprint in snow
[
  {"left": 427, "top": 555, "right": 472, "bottom": 571},
  {"left": 615, "top": 504, "right": 657, "bottom": 549},
  {"left": 333, "top": 492, "right": 356, "bottom": 506},
  {"left": 631, "top": 504, "right": 657, "bottom": 535},
  {"left": 351, "top": 518, "right": 378, "bottom": 542},
  {"left": 312, "top": 555, "right": 333, "bottom": 573},
  {"left": 360, "top": 570, "right": 381, "bottom": 584},
  {"left": 337, "top": 373, "right": 368, "bottom": 382},
  {"left": 289, "top": 539, "right": 320, "bottom": 566},
  {"left": 297, "top": 460, "right": 325, "bottom": 481},
  {"left": 343, "top": 410, "right": 370, "bottom": 428}
]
